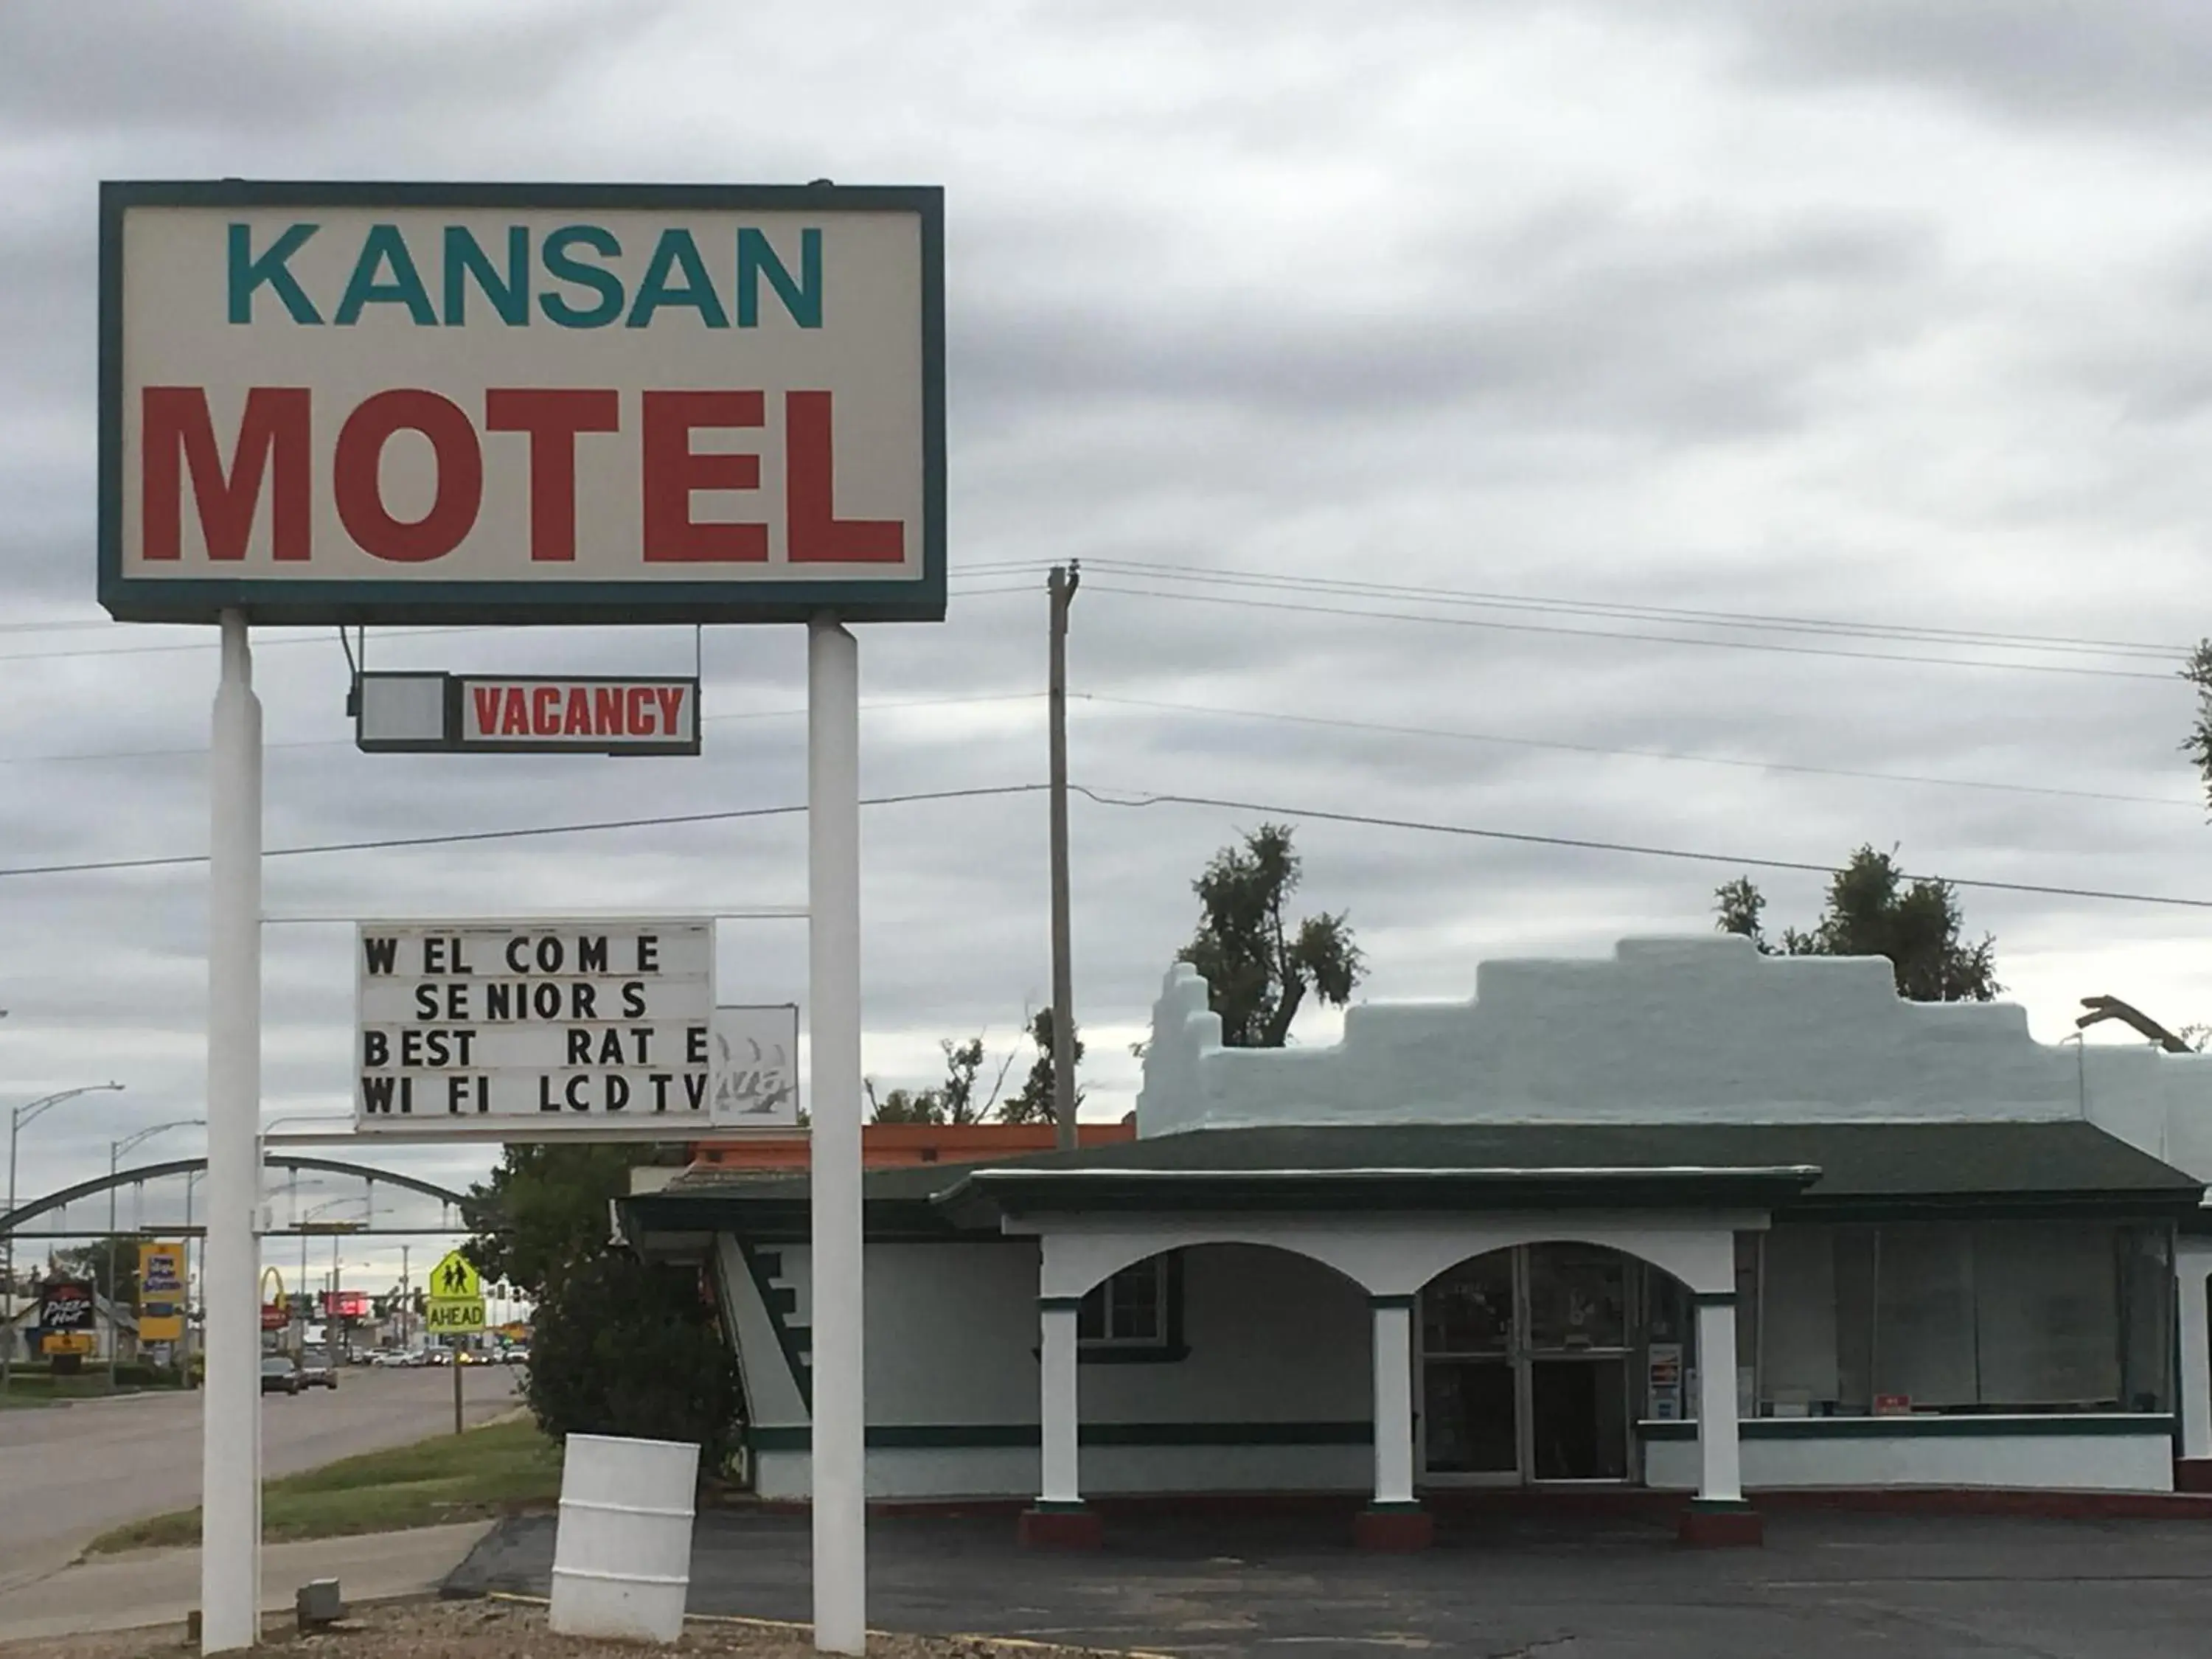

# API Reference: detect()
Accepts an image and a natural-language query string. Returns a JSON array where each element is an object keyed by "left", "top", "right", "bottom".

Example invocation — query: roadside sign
[
  {"left": 99, "top": 181, "right": 945, "bottom": 627},
  {"left": 355, "top": 672, "right": 700, "bottom": 756},
  {"left": 428, "top": 1251, "right": 480, "bottom": 1302},
  {"left": 41, "top": 1331, "right": 97, "bottom": 1357},
  {"left": 425, "top": 1251, "right": 485, "bottom": 1335},
  {"left": 138, "top": 1242, "right": 187, "bottom": 1342},
  {"left": 425, "top": 1299, "right": 486, "bottom": 1335},
  {"left": 355, "top": 918, "right": 717, "bottom": 1136},
  {"left": 38, "top": 1280, "right": 95, "bottom": 1334},
  {"left": 260, "top": 1304, "right": 289, "bottom": 1332}
]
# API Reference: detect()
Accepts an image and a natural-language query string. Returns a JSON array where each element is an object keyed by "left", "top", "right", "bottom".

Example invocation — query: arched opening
[
  {"left": 1038, "top": 1239, "right": 1377, "bottom": 1506},
  {"left": 1419, "top": 1242, "right": 1698, "bottom": 1486}
]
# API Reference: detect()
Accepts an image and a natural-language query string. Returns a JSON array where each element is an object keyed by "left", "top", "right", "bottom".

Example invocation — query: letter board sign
[
  {"left": 99, "top": 181, "right": 945, "bottom": 626},
  {"left": 355, "top": 919, "right": 723, "bottom": 1136}
]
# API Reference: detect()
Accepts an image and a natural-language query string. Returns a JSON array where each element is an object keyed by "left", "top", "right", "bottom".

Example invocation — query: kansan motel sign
[
  {"left": 98, "top": 180, "right": 943, "bottom": 1657},
  {"left": 102, "top": 183, "right": 944, "bottom": 623}
]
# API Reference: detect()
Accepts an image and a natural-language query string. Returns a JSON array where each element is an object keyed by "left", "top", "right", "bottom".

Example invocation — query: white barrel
[{"left": 548, "top": 1433, "right": 700, "bottom": 1644}]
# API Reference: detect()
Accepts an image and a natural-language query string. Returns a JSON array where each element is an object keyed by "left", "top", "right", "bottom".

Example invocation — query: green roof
[{"left": 620, "top": 1120, "right": 2202, "bottom": 1242}]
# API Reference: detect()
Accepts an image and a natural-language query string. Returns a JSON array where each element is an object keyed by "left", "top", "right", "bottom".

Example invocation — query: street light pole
[
  {"left": 2, "top": 1083, "right": 125, "bottom": 1397},
  {"left": 108, "top": 1119, "right": 204, "bottom": 1391}
]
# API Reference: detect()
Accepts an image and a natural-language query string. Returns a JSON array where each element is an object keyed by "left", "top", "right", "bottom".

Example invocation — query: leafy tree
[
  {"left": 865, "top": 1037, "right": 995, "bottom": 1125},
  {"left": 462, "top": 1144, "right": 737, "bottom": 1478},
  {"left": 2183, "top": 643, "right": 2212, "bottom": 802},
  {"left": 998, "top": 1009, "right": 1083, "bottom": 1126},
  {"left": 1178, "top": 823, "right": 1363, "bottom": 1046},
  {"left": 1715, "top": 846, "right": 1998, "bottom": 1002},
  {"left": 460, "top": 1144, "right": 646, "bottom": 1293},
  {"left": 49, "top": 1239, "right": 147, "bottom": 1307}
]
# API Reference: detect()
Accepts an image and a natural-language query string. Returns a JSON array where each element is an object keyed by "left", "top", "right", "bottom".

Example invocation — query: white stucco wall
[
  {"left": 1644, "top": 1422, "right": 2174, "bottom": 1493},
  {"left": 1135, "top": 934, "right": 2212, "bottom": 1142},
  {"left": 743, "top": 1239, "right": 1373, "bottom": 1500}
]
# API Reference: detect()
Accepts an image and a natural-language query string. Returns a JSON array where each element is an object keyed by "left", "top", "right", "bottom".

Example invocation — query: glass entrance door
[
  {"left": 1419, "top": 1245, "right": 1635, "bottom": 1486},
  {"left": 1419, "top": 1252, "right": 1517, "bottom": 1479}
]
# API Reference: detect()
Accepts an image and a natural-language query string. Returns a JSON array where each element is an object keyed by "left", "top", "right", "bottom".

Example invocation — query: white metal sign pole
[
  {"left": 200, "top": 610, "right": 262, "bottom": 1652},
  {"left": 808, "top": 618, "right": 865, "bottom": 1655}
]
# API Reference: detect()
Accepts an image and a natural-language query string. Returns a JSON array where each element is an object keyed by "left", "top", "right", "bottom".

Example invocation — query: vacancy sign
[
  {"left": 355, "top": 672, "right": 700, "bottom": 755},
  {"left": 355, "top": 919, "right": 719, "bottom": 1136},
  {"left": 99, "top": 181, "right": 945, "bottom": 626}
]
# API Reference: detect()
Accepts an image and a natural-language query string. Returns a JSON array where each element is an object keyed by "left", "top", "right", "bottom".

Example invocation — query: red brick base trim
[
  {"left": 1018, "top": 1506, "right": 1104, "bottom": 1549},
  {"left": 1352, "top": 1506, "right": 1435, "bottom": 1551},
  {"left": 2175, "top": 1459, "right": 2212, "bottom": 1494},
  {"left": 1677, "top": 1501, "right": 1764, "bottom": 1548}
]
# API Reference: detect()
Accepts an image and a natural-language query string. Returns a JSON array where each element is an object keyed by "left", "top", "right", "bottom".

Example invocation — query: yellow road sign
[
  {"left": 425, "top": 1298, "right": 484, "bottom": 1334},
  {"left": 428, "top": 1251, "right": 480, "bottom": 1302}
]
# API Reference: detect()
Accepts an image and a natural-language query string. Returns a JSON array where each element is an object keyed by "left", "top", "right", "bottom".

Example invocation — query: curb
[{"left": 480, "top": 1591, "right": 1180, "bottom": 1659}]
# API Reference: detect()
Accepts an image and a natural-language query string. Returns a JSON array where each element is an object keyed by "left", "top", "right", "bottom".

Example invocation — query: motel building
[{"left": 622, "top": 935, "right": 2212, "bottom": 1548}]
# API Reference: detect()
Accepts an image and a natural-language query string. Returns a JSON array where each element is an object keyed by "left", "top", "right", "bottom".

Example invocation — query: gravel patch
[{"left": 0, "top": 1596, "right": 1147, "bottom": 1659}]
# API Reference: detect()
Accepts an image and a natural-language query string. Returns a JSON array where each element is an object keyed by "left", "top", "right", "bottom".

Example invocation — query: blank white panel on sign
[
  {"left": 711, "top": 1004, "right": 800, "bottom": 1127},
  {"left": 356, "top": 672, "right": 447, "bottom": 745},
  {"left": 355, "top": 919, "right": 717, "bottom": 1136}
]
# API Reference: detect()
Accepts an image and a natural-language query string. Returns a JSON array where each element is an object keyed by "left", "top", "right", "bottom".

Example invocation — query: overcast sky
[{"left": 5, "top": 1, "right": 2212, "bottom": 1293}]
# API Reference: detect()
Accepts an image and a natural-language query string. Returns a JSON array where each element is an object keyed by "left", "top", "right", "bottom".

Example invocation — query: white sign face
[
  {"left": 712, "top": 1005, "right": 801, "bottom": 1127},
  {"left": 102, "top": 183, "right": 945, "bottom": 625},
  {"left": 355, "top": 919, "right": 717, "bottom": 1135}
]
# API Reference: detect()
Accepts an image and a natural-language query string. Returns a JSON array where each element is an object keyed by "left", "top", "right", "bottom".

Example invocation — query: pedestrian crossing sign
[{"left": 429, "top": 1251, "right": 481, "bottom": 1302}]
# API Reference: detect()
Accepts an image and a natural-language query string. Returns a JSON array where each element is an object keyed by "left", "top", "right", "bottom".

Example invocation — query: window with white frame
[{"left": 1079, "top": 1257, "right": 1169, "bottom": 1348}]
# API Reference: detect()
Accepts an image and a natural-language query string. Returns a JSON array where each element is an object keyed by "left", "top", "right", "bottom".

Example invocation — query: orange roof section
[{"left": 692, "top": 1119, "right": 1135, "bottom": 1170}]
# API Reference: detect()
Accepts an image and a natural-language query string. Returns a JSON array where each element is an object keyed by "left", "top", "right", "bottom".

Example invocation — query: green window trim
[
  {"left": 1636, "top": 1413, "right": 2175, "bottom": 1441},
  {"left": 745, "top": 1419, "right": 1373, "bottom": 1453}
]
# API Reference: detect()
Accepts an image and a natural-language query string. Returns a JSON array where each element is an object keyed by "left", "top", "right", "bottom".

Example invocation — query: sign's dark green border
[{"left": 97, "top": 179, "right": 947, "bottom": 627}]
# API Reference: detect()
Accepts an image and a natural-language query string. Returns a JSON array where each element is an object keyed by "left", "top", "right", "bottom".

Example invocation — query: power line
[
  {"left": 1079, "top": 557, "right": 2185, "bottom": 661},
  {"left": 0, "top": 784, "right": 1050, "bottom": 880},
  {"left": 0, "top": 579, "right": 1031, "bottom": 668},
  {"left": 1072, "top": 785, "right": 2212, "bottom": 912},
  {"left": 0, "top": 690, "right": 1043, "bottom": 768},
  {"left": 1084, "top": 582, "right": 2180, "bottom": 681},
  {"left": 1077, "top": 693, "right": 2200, "bottom": 810},
  {"left": 5, "top": 768, "right": 2209, "bottom": 915}
]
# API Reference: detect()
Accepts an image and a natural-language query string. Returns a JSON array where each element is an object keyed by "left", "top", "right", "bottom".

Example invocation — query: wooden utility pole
[{"left": 1048, "top": 563, "right": 1080, "bottom": 1151}]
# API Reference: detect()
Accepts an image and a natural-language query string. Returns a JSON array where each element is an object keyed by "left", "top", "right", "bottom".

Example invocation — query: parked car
[
  {"left": 297, "top": 1349, "right": 338, "bottom": 1390},
  {"left": 260, "top": 1356, "right": 300, "bottom": 1396},
  {"left": 500, "top": 1346, "right": 530, "bottom": 1367}
]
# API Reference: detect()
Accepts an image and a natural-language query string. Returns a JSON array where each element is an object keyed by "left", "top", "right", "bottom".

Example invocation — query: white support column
[
  {"left": 1371, "top": 1297, "right": 1416, "bottom": 1507},
  {"left": 2177, "top": 1240, "right": 2212, "bottom": 1467},
  {"left": 808, "top": 619, "right": 866, "bottom": 1655},
  {"left": 200, "top": 611, "right": 262, "bottom": 1653},
  {"left": 1694, "top": 1293, "right": 1743, "bottom": 1506},
  {"left": 1038, "top": 1299, "right": 1082, "bottom": 1506}
]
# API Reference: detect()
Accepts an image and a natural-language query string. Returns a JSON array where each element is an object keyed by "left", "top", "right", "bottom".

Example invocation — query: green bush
[{"left": 525, "top": 1252, "right": 740, "bottom": 1478}]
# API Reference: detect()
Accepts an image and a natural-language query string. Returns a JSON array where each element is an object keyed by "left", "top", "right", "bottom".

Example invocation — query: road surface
[{"left": 0, "top": 1365, "right": 518, "bottom": 1583}]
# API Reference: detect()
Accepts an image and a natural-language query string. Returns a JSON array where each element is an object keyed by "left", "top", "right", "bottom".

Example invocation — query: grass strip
[{"left": 86, "top": 1416, "right": 561, "bottom": 1553}]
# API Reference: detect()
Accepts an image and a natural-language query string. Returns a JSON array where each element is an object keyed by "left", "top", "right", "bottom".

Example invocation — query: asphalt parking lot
[{"left": 449, "top": 1503, "right": 2212, "bottom": 1658}]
